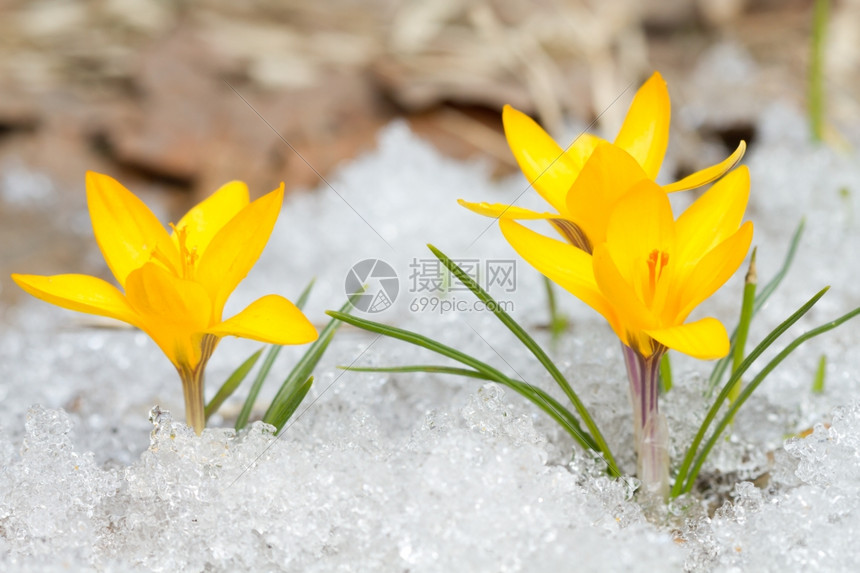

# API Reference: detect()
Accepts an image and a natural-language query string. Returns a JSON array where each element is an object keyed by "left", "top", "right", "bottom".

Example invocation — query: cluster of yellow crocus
[
  {"left": 460, "top": 72, "right": 753, "bottom": 497},
  {"left": 13, "top": 173, "right": 318, "bottom": 434},
  {"left": 11, "top": 71, "right": 752, "bottom": 499}
]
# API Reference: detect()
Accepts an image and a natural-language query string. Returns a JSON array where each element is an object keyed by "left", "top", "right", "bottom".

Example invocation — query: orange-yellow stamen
[
  {"left": 150, "top": 245, "right": 179, "bottom": 276},
  {"left": 170, "top": 223, "right": 198, "bottom": 279},
  {"left": 646, "top": 249, "right": 670, "bottom": 304}
]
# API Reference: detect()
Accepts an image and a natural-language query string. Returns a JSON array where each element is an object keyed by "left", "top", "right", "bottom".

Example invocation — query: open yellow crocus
[
  {"left": 12, "top": 172, "right": 318, "bottom": 434},
  {"left": 459, "top": 72, "right": 746, "bottom": 251},
  {"left": 500, "top": 165, "right": 753, "bottom": 497}
]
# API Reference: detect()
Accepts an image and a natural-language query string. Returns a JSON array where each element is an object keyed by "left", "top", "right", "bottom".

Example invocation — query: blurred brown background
[{"left": 1, "top": 0, "right": 858, "bottom": 310}]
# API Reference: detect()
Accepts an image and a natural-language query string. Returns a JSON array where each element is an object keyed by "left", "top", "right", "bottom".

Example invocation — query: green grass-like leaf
[
  {"left": 673, "top": 287, "right": 829, "bottom": 497},
  {"left": 328, "top": 310, "right": 606, "bottom": 456},
  {"left": 809, "top": 0, "right": 828, "bottom": 142},
  {"left": 205, "top": 348, "right": 263, "bottom": 421},
  {"left": 728, "top": 250, "right": 758, "bottom": 405},
  {"left": 267, "top": 375, "right": 314, "bottom": 432},
  {"left": 426, "top": 244, "right": 619, "bottom": 473},
  {"left": 294, "top": 278, "right": 316, "bottom": 310},
  {"left": 346, "top": 361, "right": 599, "bottom": 451},
  {"left": 659, "top": 354, "right": 673, "bottom": 395},
  {"left": 812, "top": 354, "right": 827, "bottom": 394},
  {"left": 708, "top": 220, "right": 805, "bottom": 396},
  {"left": 683, "top": 302, "right": 860, "bottom": 494},
  {"left": 753, "top": 221, "right": 805, "bottom": 315},
  {"left": 346, "top": 364, "right": 494, "bottom": 380},
  {"left": 231, "top": 278, "right": 316, "bottom": 431},
  {"left": 263, "top": 297, "right": 354, "bottom": 432},
  {"left": 235, "top": 345, "right": 283, "bottom": 430},
  {"left": 543, "top": 276, "right": 568, "bottom": 344}
]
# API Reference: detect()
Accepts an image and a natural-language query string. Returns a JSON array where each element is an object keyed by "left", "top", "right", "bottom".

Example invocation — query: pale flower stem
[
  {"left": 178, "top": 334, "right": 218, "bottom": 436},
  {"left": 622, "top": 344, "right": 670, "bottom": 499},
  {"left": 180, "top": 367, "right": 206, "bottom": 435}
]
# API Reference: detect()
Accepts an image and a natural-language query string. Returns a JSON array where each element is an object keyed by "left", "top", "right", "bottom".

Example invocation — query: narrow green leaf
[
  {"left": 235, "top": 345, "right": 282, "bottom": 430},
  {"left": 265, "top": 331, "right": 333, "bottom": 431},
  {"left": 659, "top": 354, "right": 673, "bottom": 395},
  {"left": 327, "top": 310, "right": 605, "bottom": 462},
  {"left": 708, "top": 220, "right": 805, "bottom": 395},
  {"left": 672, "top": 287, "right": 829, "bottom": 497},
  {"left": 341, "top": 362, "right": 594, "bottom": 445},
  {"left": 684, "top": 302, "right": 860, "bottom": 494},
  {"left": 728, "top": 250, "right": 758, "bottom": 406},
  {"left": 232, "top": 278, "right": 315, "bottom": 430},
  {"left": 426, "top": 244, "right": 619, "bottom": 474},
  {"left": 754, "top": 220, "right": 805, "bottom": 315},
  {"left": 343, "top": 364, "right": 494, "bottom": 380},
  {"left": 543, "top": 276, "right": 567, "bottom": 344},
  {"left": 294, "top": 277, "right": 316, "bottom": 311},
  {"left": 812, "top": 354, "right": 827, "bottom": 394},
  {"left": 268, "top": 376, "right": 314, "bottom": 432},
  {"left": 205, "top": 348, "right": 264, "bottom": 421},
  {"left": 495, "top": 374, "right": 598, "bottom": 450},
  {"left": 809, "top": 0, "right": 829, "bottom": 142},
  {"left": 732, "top": 250, "right": 758, "bottom": 375},
  {"left": 263, "top": 297, "right": 354, "bottom": 432}
]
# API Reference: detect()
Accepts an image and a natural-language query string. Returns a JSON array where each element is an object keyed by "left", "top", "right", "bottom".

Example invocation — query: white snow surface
[{"left": 4, "top": 79, "right": 860, "bottom": 570}]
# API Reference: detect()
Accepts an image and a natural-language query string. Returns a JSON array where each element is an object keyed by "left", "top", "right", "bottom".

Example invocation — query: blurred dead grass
[{"left": 0, "top": 0, "right": 858, "bottom": 307}]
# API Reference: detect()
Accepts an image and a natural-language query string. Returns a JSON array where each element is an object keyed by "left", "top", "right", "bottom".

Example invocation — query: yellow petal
[
  {"left": 503, "top": 105, "right": 603, "bottom": 212},
  {"left": 646, "top": 317, "right": 729, "bottom": 360},
  {"left": 125, "top": 262, "right": 213, "bottom": 368},
  {"left": 499, "top": 219, "right": 621, "bottom": 335},
  {"left": 457, "top": 198, "right": 590, "bottom": 248},
  {"left": 613, "top": 72, "right": 670, "bottom": 180},
  {"left": 672, "top": 221, "right": 754, "bottom": 323},
  {"left": 125, "top": 263, "right": 212, "bottom": 327},
  {"left": 196, "top": 184, "right": 285, "bottom": 318},
  {"left": 591, "top": 245, "right": 655, "bottom": 335},
  {"left": 86, "top": 171, "right": 178, "bottom": 287},
  {"left": 675, "top": 166, "right": 750, "bottom": 267},
  {"left": 11, "top": 273, "right": 140, "bottom": 327},
  {"left": 457, "top": 199, "right": 556, "bottom": 220},
  {"left": 565, "top": 143, "right": 649, "bottom": 246},
  {"left": 663, "top": 141, "right": 746, "bottom": 193},
  {"left": 207, "top": 295, "right": 318, "bottom": 345},
  {"left": 603, "top": 180, "right": 676, "bottom": 284},
  {"left": 172, "top": 181, "right": 250, "bottom": 256}
]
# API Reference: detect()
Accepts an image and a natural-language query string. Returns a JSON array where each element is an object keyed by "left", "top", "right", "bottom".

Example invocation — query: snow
[{"left": 4, "top": 61, "right": 860, "bottom": 571}]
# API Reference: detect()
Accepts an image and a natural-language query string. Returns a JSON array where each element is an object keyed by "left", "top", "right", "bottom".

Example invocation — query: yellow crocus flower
[
  {"left": 12, "top": 172, "right": 318, "bottom": 434},
  {"left": 459, "top": 72, "right": 746, "bottom": 251},
  {"left": 501, "top": 165, "right": 753, "bottom": 360},
  {"left": 500, "top": 165, "right": 753, "bottom": 498}
]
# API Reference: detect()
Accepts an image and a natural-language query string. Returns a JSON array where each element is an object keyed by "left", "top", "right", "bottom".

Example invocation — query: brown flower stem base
[
  {"left": 180, "top": 368, "right": 206, "bottom": 435},
  {"left": 177, "top": 334, "right": 218, "bottom": 435}
]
